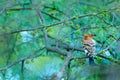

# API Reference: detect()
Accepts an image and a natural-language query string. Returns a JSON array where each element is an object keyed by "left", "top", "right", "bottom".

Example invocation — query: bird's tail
[{"left": 89, "top": 56, "right": 94, "bottom": 65}]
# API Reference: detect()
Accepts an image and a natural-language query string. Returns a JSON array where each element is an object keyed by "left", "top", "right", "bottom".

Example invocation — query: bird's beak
[{"left": 93, "top": 34, "right": 96, "bottom": 36}]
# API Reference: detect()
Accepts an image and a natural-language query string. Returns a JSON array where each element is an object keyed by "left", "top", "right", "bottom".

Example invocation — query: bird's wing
[{"left": 83, "top": 43, "right": 96, "bottom": 55}]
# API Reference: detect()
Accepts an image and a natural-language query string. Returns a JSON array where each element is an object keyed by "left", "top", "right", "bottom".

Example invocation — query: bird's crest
[{"left": 84, "top": 34, "right": 93, "bottom": 40}]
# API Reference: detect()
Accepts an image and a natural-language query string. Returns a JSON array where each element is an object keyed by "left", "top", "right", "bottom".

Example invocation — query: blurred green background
[{"left": 0, "top": 0, "right": 120, "bottom": 80}]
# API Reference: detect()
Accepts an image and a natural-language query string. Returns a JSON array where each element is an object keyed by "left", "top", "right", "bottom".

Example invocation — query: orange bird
[{"left": 82, "top": 34, "right": 96, "bottom": 65}]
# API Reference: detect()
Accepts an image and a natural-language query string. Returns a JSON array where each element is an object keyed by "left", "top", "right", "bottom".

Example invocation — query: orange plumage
[
  {"left": 82, "top": 34, "right": 96, "bottom": 65},
  {"left": 83, "top": 34, "right": 94, "bottom": 44},
  {"left": 82, "top": 34, "right": 96, "bottom": 56}
]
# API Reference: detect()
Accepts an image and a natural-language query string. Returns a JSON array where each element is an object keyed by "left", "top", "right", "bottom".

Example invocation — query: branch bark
[
  {"left": 56, "top": 55, "right": 72, "bottom": 80},
  {"left": 0, "top": 47, "right": 44, "bottom": 71},
  {"left": 0, "top": 5, "right": 120, "bottom": 36}
]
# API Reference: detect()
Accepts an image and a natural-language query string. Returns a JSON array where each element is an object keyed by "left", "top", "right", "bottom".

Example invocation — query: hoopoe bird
[{"left": 82, "top": 34, "right": 96, "bottom": 65}]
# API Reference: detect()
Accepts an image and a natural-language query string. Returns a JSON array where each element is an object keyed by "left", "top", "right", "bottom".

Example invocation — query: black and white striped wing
[{"left": 83, "top": 43, "right": 96, "bottom": 56}]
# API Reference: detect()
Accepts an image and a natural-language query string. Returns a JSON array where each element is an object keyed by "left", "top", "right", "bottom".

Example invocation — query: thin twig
[
  {"left": 0, "top": 5, "right": 120, "bottom": 36},
  {"left": 0, "top": 47, "right": 45, "bottom": 71}
]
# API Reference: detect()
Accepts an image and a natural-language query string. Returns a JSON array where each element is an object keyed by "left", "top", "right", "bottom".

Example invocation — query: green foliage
[
  {"left": 0, "top": 0, "right": 120, "bottom": 80},
  {"left": 24, "top": 56, "right": 63, "bottom": 80}
]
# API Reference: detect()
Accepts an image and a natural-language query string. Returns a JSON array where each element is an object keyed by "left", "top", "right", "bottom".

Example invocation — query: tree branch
[
  {"left": 56, "top": 55, "right": 72, "bottom": 80},
  {"left": 97, "top": 54, "right": 120, "bottom": 64},
  {"left": 0, "top": 47, "right": 44, "bottom": 71},
  {"left": 0, "top": 5, "right": 120, "bottom": 36}
]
